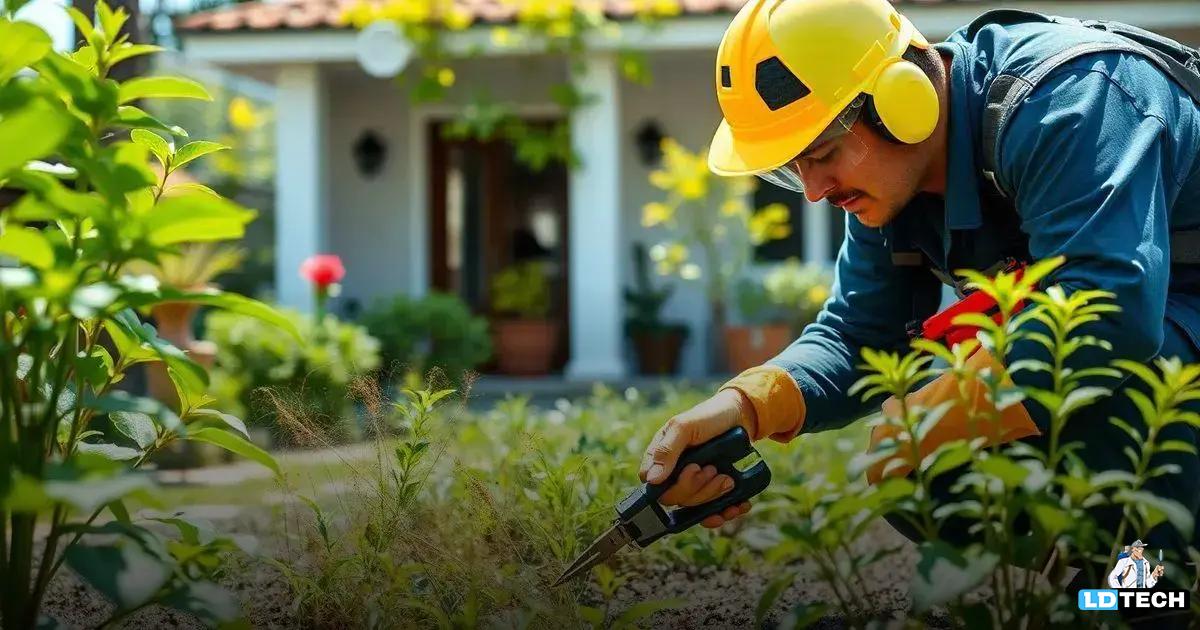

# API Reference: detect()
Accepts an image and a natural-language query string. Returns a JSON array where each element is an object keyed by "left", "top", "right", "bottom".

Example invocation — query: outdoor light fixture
[
  {"left": 635, "top": 120, "right": 665, "bottom": 167},
  {"left": 352, "top": 130, "right": 387, "bottom": 178}
]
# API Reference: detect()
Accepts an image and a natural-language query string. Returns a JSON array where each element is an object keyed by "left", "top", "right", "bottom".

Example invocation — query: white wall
[{"left": 326, "top": 67, "right": 414, "bottom": 310}]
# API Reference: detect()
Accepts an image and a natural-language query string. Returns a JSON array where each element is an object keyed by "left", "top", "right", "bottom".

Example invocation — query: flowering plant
[
  {"left": 301, "top": 254, "right": 345, "bottom": 321},
  {"left": 640, "top": 138, "right": 792, "bottom": 364}
]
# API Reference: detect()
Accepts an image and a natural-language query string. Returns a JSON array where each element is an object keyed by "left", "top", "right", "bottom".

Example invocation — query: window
[
  {"left": 752, "top": 182, "right": 806, "bottom": 262},
  {"left": 752, "top": 182, "right": 846, "bottom": 265}
]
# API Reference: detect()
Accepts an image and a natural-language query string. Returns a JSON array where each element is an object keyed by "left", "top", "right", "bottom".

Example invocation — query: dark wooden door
[{"left": 427, "top": 121, "right": 571, "bottom": 372}]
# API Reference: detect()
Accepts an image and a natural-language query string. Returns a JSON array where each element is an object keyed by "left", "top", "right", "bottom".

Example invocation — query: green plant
[
  {"left": 762, "top": 258, "right": 833, "bottom": 333},
  {"left": 734, "top": 277, "right": 778, "bottom": 326},
  {"left": 124, "top": 242, "right": 246, "bottom": 290},
  {"left": 641, "top": 139, "right": 792, "bottom": 367},
  {"left": 755, "top": 258, "right": 1200, "bottom": 627},
  {"left": 491, "top": 262, "right": 551, "bottom": 319},
  {"left": 623, "top": 242, "right": 686, "bottom": 337},
  {"left": 205, "top": 308, "right": 381, "bottom": 445},
  {"left": 342, "top": 0, "right": 674, "bottom": 172},
  {"left": 360, "top": 291, "right": 492, "bottom": 384},
  {"left": 0, "top": 5, "right": 290, "bottom": 627}
]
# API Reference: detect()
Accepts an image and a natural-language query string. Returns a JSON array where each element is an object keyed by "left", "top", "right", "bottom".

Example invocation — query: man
[
  {"left": 1109, "top": 540, "right": 1165, "bottom": 588},
  {"left": 637, "top": 0, "right": 1200, "bottom": 599}
]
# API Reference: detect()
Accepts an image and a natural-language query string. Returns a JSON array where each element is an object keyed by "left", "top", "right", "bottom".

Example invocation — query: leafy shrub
[
  {"left": 0, "top": 5, "right": 287, "bottom": 627},
  {"left": 205, "top": 309, "right": 381, "bottom": 445},
  {"left": 360, "top": 291, "right": 492, "bottom": 384},
  {"left": 755, "top": 258, "right": 1200, "bottom": 626},
  {"left": 491, "top": 261, "right": 551, "bottom": 318}
]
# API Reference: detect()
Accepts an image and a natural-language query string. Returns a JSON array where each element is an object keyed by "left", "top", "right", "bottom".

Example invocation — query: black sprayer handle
[{"left": 619, "top": 426, "right": 771, "bottom": 547}]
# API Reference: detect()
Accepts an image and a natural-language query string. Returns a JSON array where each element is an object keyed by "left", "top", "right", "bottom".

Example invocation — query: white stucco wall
[{"left": 325, "top": 67, "right": 414, "bottom": 310}]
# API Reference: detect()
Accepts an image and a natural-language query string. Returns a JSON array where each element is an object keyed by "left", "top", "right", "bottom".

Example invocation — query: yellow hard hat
[{"left": 709, "top": 0, "right": 937, "bottom": 176}]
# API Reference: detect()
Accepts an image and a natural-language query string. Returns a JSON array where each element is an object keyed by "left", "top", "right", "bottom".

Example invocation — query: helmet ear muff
[{"left": 865, "top": 59, "right": 938, "bottom": 145}]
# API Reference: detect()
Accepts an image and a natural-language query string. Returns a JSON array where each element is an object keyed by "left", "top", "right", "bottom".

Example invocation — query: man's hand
[
  {"left": 1153, "top": 564, "right": 1165, "bottom": 578},
  {"left": 639, "top": 389, "right": 755, "bottom": 529}
]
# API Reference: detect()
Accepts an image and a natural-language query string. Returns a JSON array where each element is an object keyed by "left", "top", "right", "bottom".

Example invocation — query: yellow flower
[
  {"left": 748, "top": 203, "right": 792, "bottom": 245},
  {"left": 228, "top": 97, "right": 263, "bottom": 132},
  {"left": 383, "top": 0, "right": 431, "bottom": 23},
  {"left": 676, "top": 177, "right": 706, "bottom": 200},
  {"left": 491, "top": 26, "right": 513, "bottom": 46},
  {"left": 651, "top": 0, "right": 680, "bottom": 17},
  {"left": 436, "top": 67, "right": 456, "bottom": 87},
  {"left": 720, "top": 199, "right": 747, "bottom": 217},
  {"left": 807, "top": 284, "right": 830, "bottom": 306},
  {"left": 641, "top": 202, "right": 673, "bottom": 227},
  {"left": 338, "top": 1, "right": 378, "bottom": 28},
  {"left": 648, "top": 169, "right": 674, "bottom": 191},
  {"left": 443, "top": 7, "right": 473, "bottom": 30},
  {"left": 547, "top": 18, "right": 574, "bottom": 38}
]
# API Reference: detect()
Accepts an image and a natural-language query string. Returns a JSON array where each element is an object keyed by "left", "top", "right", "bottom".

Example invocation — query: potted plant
[
  {"left": 725, "top": 278, "right": 794, "bottom": 373},
  {"left": 624, "top": 243, "right": 689, "bottom": 375},
  {"left": 126, "top": 243, "right": 246, "bottom": 406},
  {"left": 641, "top": 138, "right": 793, "bottom": 373},
  {"left": 490, "top": 262, "right": 559, "bottom": 375},
  {"left": 763, "top": 257, "right": 834, "bottom": 335}
]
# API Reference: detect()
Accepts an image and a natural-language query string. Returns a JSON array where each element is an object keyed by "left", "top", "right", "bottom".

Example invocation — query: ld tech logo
[{"left": 1078, "top": 589, "right": 1190, "bottom": 611}]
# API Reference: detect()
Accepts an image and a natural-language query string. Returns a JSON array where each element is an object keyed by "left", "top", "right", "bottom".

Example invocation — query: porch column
[
  {"left": 274, "top": 64, "right": 327, "bottom": 312},
  {"left": 565, "top": 54, "right": 626, "bottom": 381}
]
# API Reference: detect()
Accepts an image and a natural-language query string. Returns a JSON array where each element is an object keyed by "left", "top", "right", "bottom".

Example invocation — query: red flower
[{"left": 300, "top": 254, "right": 345, "bottom": 288}]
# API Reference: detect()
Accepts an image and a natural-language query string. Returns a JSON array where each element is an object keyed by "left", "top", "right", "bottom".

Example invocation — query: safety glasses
[{"left": 755, "top": 94, "right": 869, "bottom": 194}]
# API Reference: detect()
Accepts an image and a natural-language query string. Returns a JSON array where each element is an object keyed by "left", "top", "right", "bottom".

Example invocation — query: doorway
[{"left": 427, "top": 120, "right": 571, "bottom": 372}]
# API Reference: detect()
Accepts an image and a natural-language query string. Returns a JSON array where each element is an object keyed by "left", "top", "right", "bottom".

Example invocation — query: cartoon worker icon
[{"left": 1108, "top": 540, "right": 1165, "bottom": 588}]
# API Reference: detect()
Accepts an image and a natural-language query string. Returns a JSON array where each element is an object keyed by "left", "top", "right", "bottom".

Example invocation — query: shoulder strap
[
  {"left": 979, "top": 12, "right": 1200, "bottom": 191},
  {"left": 976, "top": 11, "right": 1200, "bottom": 264}
]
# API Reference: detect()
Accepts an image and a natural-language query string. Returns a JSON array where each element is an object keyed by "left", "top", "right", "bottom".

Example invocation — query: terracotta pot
[
  {"left": 493, "top": 319, "right": 561, "bottom": 376},
  {"left": 146, "top": 301, "right": 216, "bottom": 408},
  {"left": 630, "top": 328, "right": 687, "bottom": 375},
  {"left": 723, "top": 323, "right": 793, "bottom": 374}
]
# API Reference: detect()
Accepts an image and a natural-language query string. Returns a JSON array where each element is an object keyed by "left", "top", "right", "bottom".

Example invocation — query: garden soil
[{"left": 39, "top": 509, "right": 962, "bottom": 629}]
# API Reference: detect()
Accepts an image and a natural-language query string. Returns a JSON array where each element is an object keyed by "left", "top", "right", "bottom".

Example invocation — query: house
[{"left": 174, "top": 0, "right": 1200, "bottom": 379}]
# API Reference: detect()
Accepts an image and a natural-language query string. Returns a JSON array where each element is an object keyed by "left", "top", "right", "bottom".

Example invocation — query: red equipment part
[{"left": 910, "top": 260, "right": 1027, "bottom": 346}]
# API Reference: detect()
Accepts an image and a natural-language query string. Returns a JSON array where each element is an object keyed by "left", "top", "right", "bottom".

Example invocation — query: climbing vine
[{"left": 341, "top": 0, "right": 680, "bottom": 170}]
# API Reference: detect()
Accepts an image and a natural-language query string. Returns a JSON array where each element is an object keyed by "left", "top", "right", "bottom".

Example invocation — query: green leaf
[
  {"left": 912, "top": 542, "right": 998, "bottom": 613},
  {"left": 161, "top": 582, "right": 243, "bottom": 625},
  {"left": 95, "top": 0, "right": 127, "bottom": 42},
  {"left": 6, "top": 471, "right": 153, "bottom": 514},
  {"left": 131, "top": 129, "right": 171, "bottom": 170},
  {"left": 118, "top": 76, "right": 211, "bottom": 104},
  {"left": 612, "top": 599, "right": 684, "bottom": 629},
  {"left": 65, "top": 6, "right": 96, "bottom": 44},
  {"left": 755, "top": 571, "right": 795, "bottom": 626},
  {"left": 0, "top": 227, "right": 54, "bottom": 269},
  {"left": 187, "top": 427, "right": 280, "bottom": 475},
  {"left": 0, "top": 98, "right": 72, "bottom": 176},
  {"left": 148, "top": 288, "right": 299, "bottom": 341},
  {"left": 0, "top": 20, "right": 53, "bottom": 82},
  {"left": 111, "top": 411, "right": 157, "bottom": 449},
  {"left": 112, "top": 309, "right": 207, "bottom": 398},
  {"left": 171, "top": 140, "right": 228, "bottom": 170},
  {"left": 109, "top": 44, "right": 164, "bottom": 67},
  {"left": 87, "top": 391, "right": 180, "bottom": 434},
  {"left": 1158, "top": 439, "right": 1197, "bottom": 456},
  {"left": 114, "top": 105, "right": 187, "bottom": 137},
  {"left": 780, "top": 602, "right": 829, "bottom": 629},
  {"left": 66, "top": 541, "right": 169, "bottom": 611},
  {"left": 143, "top": 191, "right": 255, "bottom": 246},
  {"left": 75, "top": 442, "right": 141, "bottom": 461},
  {"left": 186, "top": 409, "right": 249, "bottom": 440},
  {"left": 1059, "top": 386, "right": 1110, "bottom": 417},
  {"left": 976, "top": 455, "right": 1029, "bottom": 488},
  {"left": 1115, "top": 490, "right": 1194, "bottom": 536}
]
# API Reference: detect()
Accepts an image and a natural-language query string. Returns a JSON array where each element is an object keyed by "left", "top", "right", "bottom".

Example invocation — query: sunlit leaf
[
  {"left": 118, "top": 76, "right": 211, "bottom": 104},
  {"left": 0, "top": 20, "right": 53, "bottom": 82},
  {"left": 187, "top": 428, "right": 280, "bottom": 475}
]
